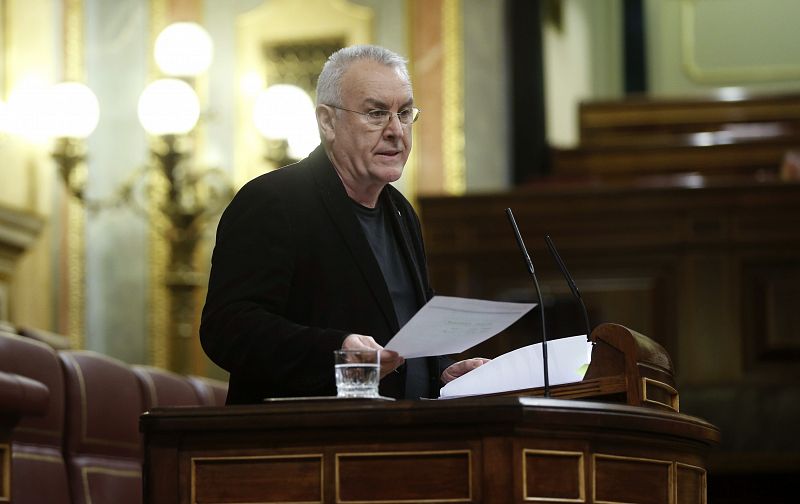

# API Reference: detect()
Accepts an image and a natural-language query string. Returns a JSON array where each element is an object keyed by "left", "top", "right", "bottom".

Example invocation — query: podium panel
[{"left": 141, "top": 397, "right": 719, "bottom": 504}]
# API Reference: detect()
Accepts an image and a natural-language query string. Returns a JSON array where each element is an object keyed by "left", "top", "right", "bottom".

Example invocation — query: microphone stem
[
  {"left": 506, "top": 208, "right": 550, "bottom": 398},
  {"left": 529, "top": 269, "right": 550, "bottom": 397},
  {"left": 580, "top": 300, "right": 592, "bottom": 343},
  {"left": 544, "top": 233, "right": 593, "bottom": 343}
]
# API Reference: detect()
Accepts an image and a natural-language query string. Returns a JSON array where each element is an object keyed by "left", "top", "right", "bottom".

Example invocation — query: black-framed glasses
[{"left": 327, "top": 105, "right": 420, "bottom": 127}]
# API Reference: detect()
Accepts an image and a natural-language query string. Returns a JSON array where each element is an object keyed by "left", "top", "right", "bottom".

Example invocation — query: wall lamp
[
  {"left": 253, "top": 83, "right": 319, "bottom": 167},
  {"left": 47, "top": 22, "right": 233, "bottom": 373}
]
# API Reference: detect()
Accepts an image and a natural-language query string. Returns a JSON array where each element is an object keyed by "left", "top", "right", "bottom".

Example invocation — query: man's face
[{"left": 324, "top": 59, "right": 413, "bottom": 188}]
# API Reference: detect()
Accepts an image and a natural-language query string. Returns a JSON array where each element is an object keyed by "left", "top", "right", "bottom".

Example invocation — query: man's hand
[
  {"left": 342, "top": 334, "right": 405, "bottom": 378},
  {"left": 440, "top": 358, "right": 490, "bottom": 384}
]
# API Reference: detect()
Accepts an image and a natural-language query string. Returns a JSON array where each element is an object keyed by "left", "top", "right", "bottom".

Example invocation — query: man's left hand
[{"left": 440, "top": 358, "right": 490, "bottom": 384}]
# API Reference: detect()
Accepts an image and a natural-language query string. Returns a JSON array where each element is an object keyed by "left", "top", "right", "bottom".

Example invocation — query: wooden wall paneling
[
  {"left": 741, "top": 258, "right": 800, "bottom": 370},
  {"left": 191, "top": 454, "right": 323, "bottom": 503},
  {"left": 418, "top": 178, "right": 800, "bottom": 479},
  {"left": 336, "top": 450, "right": 472, "bottom": 502},
  {"left": 522, "top": 448, "right": 585, "bottom": 502},
  {"left": 593, "top": 454, "right": 672, "bottom": 504},
  {"left": 481, "top": 436, "right": 512, "bottom": 504},
  {"left": 0, "top": 442, "right": 7, "bottom": 503},
  {"left": 676, "top": 462, "right": 706, "bottom": 504},
  {"left": 556, "top": 93, "right": 800, "bottom": 180}
]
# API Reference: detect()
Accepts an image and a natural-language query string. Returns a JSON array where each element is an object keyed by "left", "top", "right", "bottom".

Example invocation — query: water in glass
[{"left": 335, "top": 362, "right": 380, "bottom": 398}]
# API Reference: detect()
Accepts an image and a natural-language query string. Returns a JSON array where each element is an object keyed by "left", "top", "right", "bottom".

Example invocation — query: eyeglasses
[{"left": 327, "top": 105, "right": 420, "bottom": 127}]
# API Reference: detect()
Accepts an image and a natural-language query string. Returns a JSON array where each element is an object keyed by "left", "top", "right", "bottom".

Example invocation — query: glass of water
[{"left": 334, "top": 349, "right": 380, "bottom": 398}]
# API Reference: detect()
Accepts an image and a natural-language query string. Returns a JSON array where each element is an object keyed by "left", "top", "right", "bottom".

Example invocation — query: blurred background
[{"left": 0, "top": 1, "right": 798, "bottom": 501}]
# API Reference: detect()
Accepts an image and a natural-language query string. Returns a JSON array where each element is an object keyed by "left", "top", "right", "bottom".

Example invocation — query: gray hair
[{"left": 316, "top": 45, "right": 410, "bottom": 106}]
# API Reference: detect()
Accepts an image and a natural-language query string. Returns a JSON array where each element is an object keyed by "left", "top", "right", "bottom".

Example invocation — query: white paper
[
  {"left": 439, "top": 335, "right": 592, "bottom": 399},
  {"left": 384, "top": 296, "right": 536, "bottom": 358}
]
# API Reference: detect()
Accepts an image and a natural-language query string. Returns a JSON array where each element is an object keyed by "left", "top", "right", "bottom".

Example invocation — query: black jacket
[{"left": 200, "top": 145, "right": 443, "bottom": 403}]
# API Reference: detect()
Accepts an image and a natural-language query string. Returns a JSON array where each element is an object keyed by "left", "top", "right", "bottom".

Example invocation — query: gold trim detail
[
  {"left": 0, "top": 443, "right": 9, "bottom": 501},
  {"left": 641, "top": 377, "right": 680, "bottom": 412},
  {"left": 331, "top": 0, "right": 374, "bottom": 22},
  {"left": 676, "top": 462, "right": 707, "bottom": 504},
  {"left": 522, "top": 449, "right": 585, "bottom": 503},
  {"left": 592, "top": 454, "right": 673, "bottom": 504},
  {"left": 1, "top": 0, "right": 7, "bottom": 99},
  {"left": 190, "top": 453, "right": 324, "bottom": 504},
  {"left": 64, "top": 0, "right": 85, "bottom": 349},
  {"left": 11, "top": 452, "right": 64, "bottom": 464},
  {"left": 405, "top": 0, "right": 419, "bottom": 206},
  {"left": 441, "top": 0, "right": 465, "bottom": 195},
  {"left": 64, "top": 0, "right": 82, "bottom": 80},
  {"left": 66, "top": 200, "right": 85, "bottom": 349},
  {"left": 335, "top": 449, "right": 472, "bottom": 503},
  {"left": 680, "top": 0, "right": 800, "bottom": 83},
  {"left": 148, "top": 0, "right": 170, "bottom": 369},
  {"left": 81, "top": 466, "right": 141, "bottom": 504}
]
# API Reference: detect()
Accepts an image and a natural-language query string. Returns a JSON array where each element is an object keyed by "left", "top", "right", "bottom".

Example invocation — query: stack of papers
[
  {"left": 384, "top": 296, "right": 592, "bottom": 399},
  {"left": 439, "top": 335, "right": 592, "bottom": 398}
]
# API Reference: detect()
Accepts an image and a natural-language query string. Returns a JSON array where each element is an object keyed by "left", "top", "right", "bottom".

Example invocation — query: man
[{"left": 200, "top": 45, "right": 486, "bottom": 404}]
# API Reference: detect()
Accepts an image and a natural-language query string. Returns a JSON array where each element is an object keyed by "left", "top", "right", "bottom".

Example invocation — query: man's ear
[{"left": 317, "top": 105, "right": 336, "bottom": 142}]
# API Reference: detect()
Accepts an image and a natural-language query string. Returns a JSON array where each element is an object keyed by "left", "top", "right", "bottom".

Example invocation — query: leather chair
[
  {"left": 60, "top": 351, "right": 143, "bottom": 504},
  {"left": 17, "top": 326, "right": 72, "bottom": 351},
  {"left": 0, "top": 370, "right": 49, "bottom": 504},
  {"left": 0, "top": 330, "right": 71, "bottom": 504},
  {"left": 187, "top": 375, "right": 229, "bottom": 406},
  {"left": 132, "top": 366, "right": 200, "bottom": 410}
]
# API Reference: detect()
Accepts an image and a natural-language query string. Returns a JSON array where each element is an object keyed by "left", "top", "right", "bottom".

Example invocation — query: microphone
[
  {"left": 544, "top": 234, "right": 592, "bottom": 342},
  {"left": 505, "top": 208, "right": 550, "bottom": 397}
]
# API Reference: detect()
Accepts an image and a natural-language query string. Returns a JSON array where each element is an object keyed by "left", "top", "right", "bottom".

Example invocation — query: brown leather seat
[
  {"left": 60, "top": 351, "right": 142, "bottom": 504},
  {"left": 17, "top": 326, "right": 72, "bottom": 350},
  {"left": 187, "top": 375, "right": 229, "bottom": 406},
  {"left": 0, "top": 330, "right": 71, "bottom": 504},
  {"left": 132, "top": 366, "right": 200, "bottom": 409}
]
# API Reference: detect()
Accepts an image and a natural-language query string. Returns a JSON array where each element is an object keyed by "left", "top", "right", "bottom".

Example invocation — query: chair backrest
[
  {"left": 0, "top": 330, "right": 71, "bottom": 504},
  {"left": 132, "top": 366, "right": 201, "bottom": 410},
  {"left": 187, "top": 375, "right": 229, "bottom": 406},
  {"left": 17, "top": 326, "right": 72, "bottom": 351},
  {"left": 59, "top": 351, "right": 142, "bottom": 504}
]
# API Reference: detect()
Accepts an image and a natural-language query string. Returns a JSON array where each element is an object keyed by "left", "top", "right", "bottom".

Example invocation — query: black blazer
[{"left": 200, "top": 145, "right": 442, "bottom": 403}]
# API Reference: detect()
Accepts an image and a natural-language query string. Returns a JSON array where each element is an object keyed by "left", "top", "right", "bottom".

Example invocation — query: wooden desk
[{"left": 141, "top": 397, "right": 719, "bottom": 504}]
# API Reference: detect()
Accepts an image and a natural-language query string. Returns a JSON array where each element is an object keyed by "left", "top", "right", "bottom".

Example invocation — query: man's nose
[{"left": 383, "top": 113, "right": 405, "bottom": 138}]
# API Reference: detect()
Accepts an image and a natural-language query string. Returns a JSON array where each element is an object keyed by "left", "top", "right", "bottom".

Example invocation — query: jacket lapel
[
  {"left": 308, "top": 148, "right": 400, "bottom": 333},
  {"left": 384, "top": 192, "right": 427, "bottom": 308}
]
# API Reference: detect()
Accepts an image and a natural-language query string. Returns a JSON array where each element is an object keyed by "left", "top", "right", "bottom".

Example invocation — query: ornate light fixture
[
  {"left": 136, "top": 74, "right": 233, "bottom": 373},
  {"left": 48, "top": 82, "right": 100, "bottom": 202},
  {"left": 154, "top": 22, "right": 214, "bottom": 77},
  {"left": 47, "top": 22, "right": 233, "bottom": 374},
  {"left": 252, "top": 83, "right": 319, "bottom": 167}
]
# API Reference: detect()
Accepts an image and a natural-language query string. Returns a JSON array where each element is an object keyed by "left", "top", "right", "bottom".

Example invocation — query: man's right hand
[{"left": 341, "top": 334, "right": 405, "bottom": 378}]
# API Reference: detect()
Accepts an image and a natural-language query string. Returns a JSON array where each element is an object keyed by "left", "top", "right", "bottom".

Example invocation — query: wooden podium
[{"left": 141, "top": 325, "right": 720, "bottom": 504}]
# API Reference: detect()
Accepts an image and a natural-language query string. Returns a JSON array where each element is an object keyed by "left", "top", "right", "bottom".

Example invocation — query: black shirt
[{"left": 352, "top": 198, "right": 430, "bottom": 399}]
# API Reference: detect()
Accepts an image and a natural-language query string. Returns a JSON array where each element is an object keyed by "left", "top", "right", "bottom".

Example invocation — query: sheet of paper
[
  {"left": 384, "top": 296, "right": 536, "bottom": 358},
  {"left": 439, "top": 335, "right": 592, "bottom": 399}
]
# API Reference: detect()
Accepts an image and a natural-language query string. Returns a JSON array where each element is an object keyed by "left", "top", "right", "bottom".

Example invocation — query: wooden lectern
[
  {"left": 141, "top": 325, "right": 720, "bottom": 504},
  {"left": 500, "top": 323, "right": 681, "bottom": 413}
]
